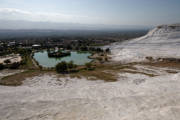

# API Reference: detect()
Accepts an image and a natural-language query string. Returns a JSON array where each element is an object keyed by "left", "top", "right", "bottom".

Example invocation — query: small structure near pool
[{"left": 32, "top": 44, "right": 41, "bottom": 49}]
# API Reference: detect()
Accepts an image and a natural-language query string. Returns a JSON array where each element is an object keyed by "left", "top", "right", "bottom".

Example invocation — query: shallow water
[{"left": 33, "top": 51, "right": 92, "bottom": 67}]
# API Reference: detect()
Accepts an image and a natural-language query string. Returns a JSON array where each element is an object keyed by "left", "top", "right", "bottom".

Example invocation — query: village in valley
[
  {"left": 0, "top": 34, "right": 115, "bottom": 85},
  {"left": 0, "top": 29, "right": 148, "bottom": 86},
  {"left": 0, "top": 30, "right": 146, "bottom": 70}
]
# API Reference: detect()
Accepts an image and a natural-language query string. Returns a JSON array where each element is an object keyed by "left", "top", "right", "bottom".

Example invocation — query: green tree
[
  {"left": 96, "top": 48, "right": 103, "bottom": 53},
  {"left": 105, "top": 48, "right": 110, "bottom": 53},
  {"left": 85, "top": 62, "right": 93, "bottom": 70},
  {"left": 55, "top": 61, "right": 68, "bottom": 73},
  {"left": 18, "top": 48, "right": 32, "bottom": 56},
  {"left": 0, "top": 63, "right": 4, "bottom": 70},
  {"left": 105, "top": 57, "right": 108, "bottom": 61},
  {"left": 4, "top": 59, "right": 11, "bottom": 64},
  {"left": 9, "top": 62, "right": 20, "bottom": 69},
  {"left": 67, "top": 61, "right": 77, "bottom": 69},
  {"left": 80, "top": 46, "right": 88, "bottom": 51},
  {"left": 66, "top": 45, "right": 72, "bottom": 50}
]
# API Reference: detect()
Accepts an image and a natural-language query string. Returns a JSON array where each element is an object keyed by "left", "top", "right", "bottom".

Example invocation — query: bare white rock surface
[
  {"left": 0, "top": 64, "right": 180, "bottom": 120},
  {"left": 1, "top": 24, "right": 180, "bottom": 120},
  {"left": 110, "top": 24, "right": 180, "bottom": 63}
]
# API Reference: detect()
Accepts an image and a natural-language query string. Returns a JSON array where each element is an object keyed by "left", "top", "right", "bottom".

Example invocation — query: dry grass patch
[
  {"left": 140, "top": 61, "right": 180, "bottom": 69},
  {"left": 0, "top": 70, "right": 53, "bottom": 86},
  {"left": 70, "top": 64, "right": 120, "bottom": 82},
  {"left": 120, "top": 69, "right": 157, "bottom": 77},
  {"left": 70, "top": 64, "right": 140, "bottom": 82},
  {"left": 101, "top": 63, "right": 157, "bottom": 77},
  {"left": 70, "top": 70, "right": 118, "bottom": 82},
  {"left": 166, "top": 70, "right": 178, "bottom": 74}
]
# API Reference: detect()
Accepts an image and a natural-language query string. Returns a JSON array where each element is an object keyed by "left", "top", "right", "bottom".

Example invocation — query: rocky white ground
[
  {"left": 0, "top": 65, "right": 180, "bottom": 120},
  {"left": 110, "top": 24, "right": 180, "bottom": 63},
  {"left": 1, "top": 24, "right": 180, "bottom": 120}
]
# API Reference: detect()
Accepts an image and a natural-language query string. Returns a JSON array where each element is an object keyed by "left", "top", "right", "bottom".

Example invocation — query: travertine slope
[{"left": 110, "top": 24, "right": 180, "bottom": 63}]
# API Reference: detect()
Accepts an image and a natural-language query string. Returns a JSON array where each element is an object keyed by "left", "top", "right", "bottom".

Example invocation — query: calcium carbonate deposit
[
  {"left": 110, "top": 24, "right": 180, "bottom": 63},
  {"left": 1, "top": 24, "right": 180, "bottom": 120}
]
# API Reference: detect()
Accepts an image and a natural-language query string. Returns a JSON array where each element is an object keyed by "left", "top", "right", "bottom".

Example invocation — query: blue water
[{"left": 33, "top": 51, "right": 92, "bottom": 68}]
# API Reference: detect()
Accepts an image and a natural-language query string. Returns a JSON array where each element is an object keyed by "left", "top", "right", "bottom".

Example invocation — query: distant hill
[
  {"left": 0, "top": 29, "right": 149, "bottom": 40},
  {"left": 0, "top": 20, "right": 150, "bottom": 39},
  {"left": 0, "top": 20, "right": 151, "bottom": 30}
]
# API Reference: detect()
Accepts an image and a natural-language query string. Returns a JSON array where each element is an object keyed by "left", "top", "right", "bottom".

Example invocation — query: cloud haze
[
  {"left": 0, "top": 0, "right": 180, "bottom": 29},
  {"left": 0, "top": 8, "right": 100, "bottom": 24}
]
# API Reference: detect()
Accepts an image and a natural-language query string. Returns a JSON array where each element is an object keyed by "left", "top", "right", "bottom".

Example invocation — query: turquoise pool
[{"left": 33, "top": 51, "right": 92, "bottom": 68}]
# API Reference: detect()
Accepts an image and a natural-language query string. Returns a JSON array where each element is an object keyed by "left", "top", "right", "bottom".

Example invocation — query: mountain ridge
[{"left": 0, "top": 19, "right": 151, "bottom": 30}]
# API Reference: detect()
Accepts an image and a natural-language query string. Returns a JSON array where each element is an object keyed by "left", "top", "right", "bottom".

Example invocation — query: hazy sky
[{"left": 0, "top": 0, "right": 180, "bottom": 26}]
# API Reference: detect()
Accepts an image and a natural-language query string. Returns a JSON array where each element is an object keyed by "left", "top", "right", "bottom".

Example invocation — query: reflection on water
[{"left": 33, "top": 51, "right": 92, "bottom": 67}]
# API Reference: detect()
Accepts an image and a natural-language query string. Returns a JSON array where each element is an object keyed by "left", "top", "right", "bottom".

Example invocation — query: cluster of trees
[
  {"left": 0, "top": 47, "right": 15, "bottom": 56},
  {"left": 55, "top": 61, "right": 78, "bottom": 73},
  {"left": 0, "top": 63, "right": 4, "bottom": 70},
  {"left": 17, "top": 48, "right": 32, "bottom": 56},
  {"left": 66, "top": 45, "right": 110, "bottom": 54},
  {"left": 0, "top": 62, "right": 21, "bottom": 70},
  {"left": 55, "top": 61, "right": 95, "bottom": 73},
  {"left": 9, "top": 62, "right": 21, "bottom": 69},
  {"left": 64, "top": 43, "right": 105, "bottom": 52},
  {"left": 0, "top": 47, "right": 32, "bottom": 57}
]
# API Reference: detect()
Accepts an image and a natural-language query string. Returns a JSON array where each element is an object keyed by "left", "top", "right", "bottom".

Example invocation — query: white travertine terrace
[
  {"left": 110, "top": 24, "right": 180, "bottom": 63},
  {"left": 1, "top": 24, "right": 180, "bottom": 120}
]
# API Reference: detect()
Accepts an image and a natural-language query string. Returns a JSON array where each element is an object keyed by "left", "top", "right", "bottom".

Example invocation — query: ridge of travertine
[{"left": 110, "top": 24, "right": 180, "bottom": 63}]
